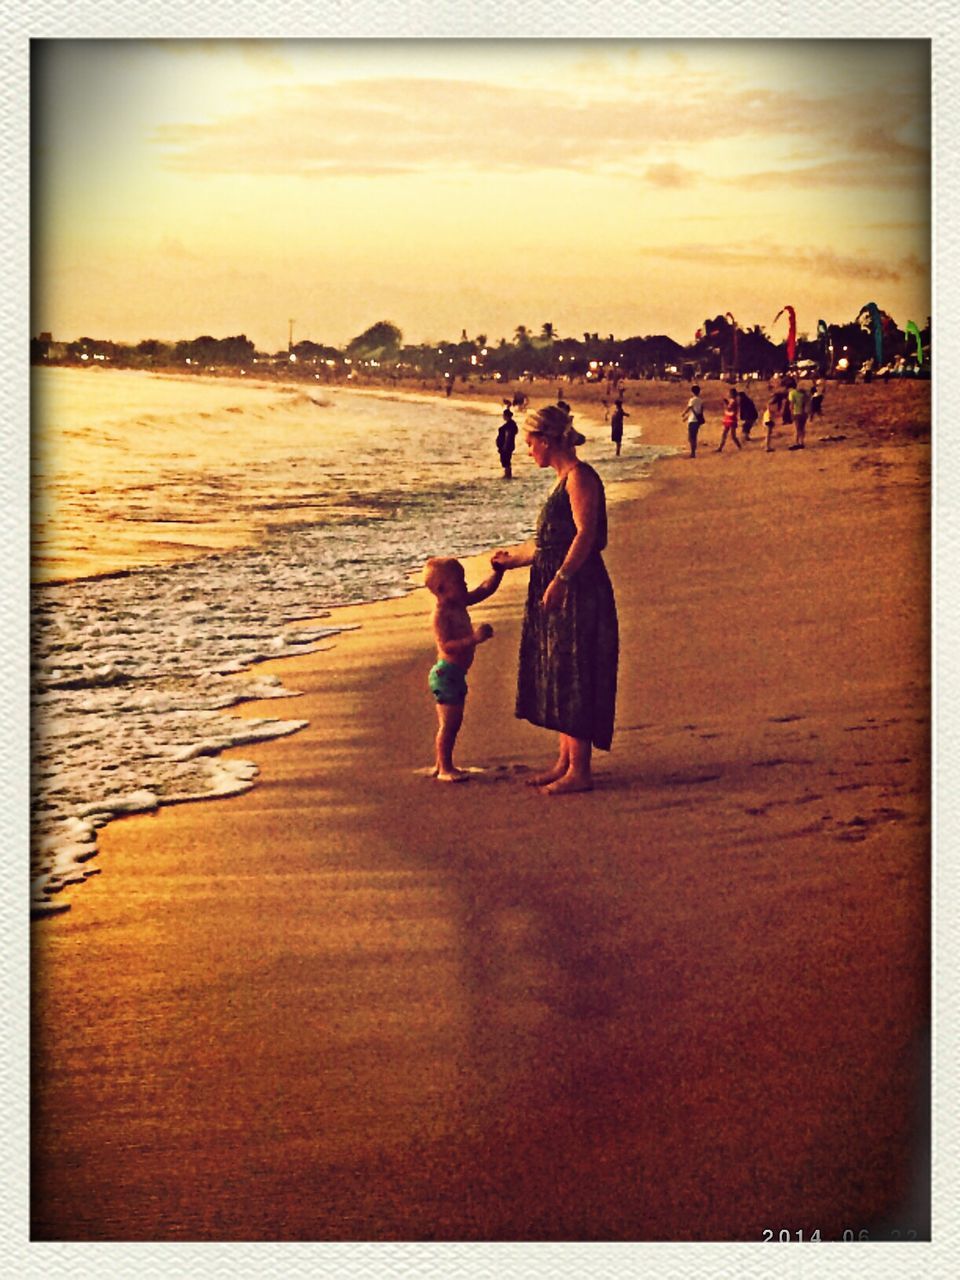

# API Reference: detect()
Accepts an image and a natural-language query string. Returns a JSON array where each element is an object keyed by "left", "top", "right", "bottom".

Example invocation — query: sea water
[{"left": 31, "top": 366, "right": 667, "bottom": 915}]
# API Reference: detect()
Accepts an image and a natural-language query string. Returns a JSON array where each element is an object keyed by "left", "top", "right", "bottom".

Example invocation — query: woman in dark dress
[{"left": 491, "top": 404, "right": 618, "bottom": 794}]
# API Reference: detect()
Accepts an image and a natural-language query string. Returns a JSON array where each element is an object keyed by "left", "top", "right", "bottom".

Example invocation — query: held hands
[{"left": 490, "top": 549, "right": 513, "bottom": 571}]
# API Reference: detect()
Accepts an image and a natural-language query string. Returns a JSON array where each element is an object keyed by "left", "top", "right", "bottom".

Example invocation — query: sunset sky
[{"left": 32, "top": 38, "right": 931, "bottom": 353}]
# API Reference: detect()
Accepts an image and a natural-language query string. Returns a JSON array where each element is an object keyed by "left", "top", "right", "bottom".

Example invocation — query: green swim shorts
[{"left": 429, "top": 659, "right": 468, "bottom": 705}]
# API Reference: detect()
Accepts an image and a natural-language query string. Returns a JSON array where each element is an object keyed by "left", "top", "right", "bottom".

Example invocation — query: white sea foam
[{"left": 31, "top": 368, "right": 669, "bottom": 914}]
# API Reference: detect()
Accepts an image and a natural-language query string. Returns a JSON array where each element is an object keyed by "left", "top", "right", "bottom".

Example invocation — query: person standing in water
[
  {"left": 496, "top": 406, "right": 519, "bottom": 478},
  {"left": 610, "top": 398, "right": 628, "bottom": 456}
]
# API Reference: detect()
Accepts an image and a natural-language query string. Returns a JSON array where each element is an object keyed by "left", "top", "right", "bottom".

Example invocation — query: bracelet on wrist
[{"left": 555, "top": 568, "right": 571, "bottom": 584}]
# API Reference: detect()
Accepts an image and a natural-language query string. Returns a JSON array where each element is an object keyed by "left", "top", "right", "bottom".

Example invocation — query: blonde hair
[
  {"left": 525, "top": 403, "right": 586, "bottom": 448},
  {"left": 423, "top": 556, "right": 464, "bottom": 598}
]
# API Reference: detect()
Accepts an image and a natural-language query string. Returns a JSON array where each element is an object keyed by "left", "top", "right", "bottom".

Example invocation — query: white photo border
[{"left": 3, "top": 5, "right": 955, "bottom": 1277}]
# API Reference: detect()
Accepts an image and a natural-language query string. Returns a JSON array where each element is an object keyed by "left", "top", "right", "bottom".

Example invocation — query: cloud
[
  {"left": 150, "top": 73, "right": 929, "bottom": 191},
  {"left": 641, "top": 240, "right": 928, "bottom": 285},
  {"left": 643, "top": 162, "right": 698, "bottom": 189},
  {"left": 731, "top": 156, "right": 930, "bottom": 190}
]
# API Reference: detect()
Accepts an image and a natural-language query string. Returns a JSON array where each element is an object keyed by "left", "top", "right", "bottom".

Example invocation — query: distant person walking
[
  {"left": 767, "top": 377, "right": 791, "bottom": 451},
  {"left": 716, "top": 385, "right": 742, "bottom": 452},
  {"left": 809, "top": 376, "right": 826, "bottom": 420},
  {"left": 762, "top": 395, "right": 777, "bottom": 452},
  {"left": 610, "top": 398, "right": 628, "bottom": 456},
  {"left": 738, "top": 388, "right": 759, "bottom": 441},
  {"left": 683, "top": 384, "right": 705, "bottom": 458},
  {"left": 496, "top": 407, "right": 519, "bottom": 479},
  {"left": 787, "top": 378, "right": 809, "bottom": 450}
]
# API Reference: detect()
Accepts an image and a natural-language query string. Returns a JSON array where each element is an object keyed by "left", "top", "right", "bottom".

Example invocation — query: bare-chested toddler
[{"left": 424, "top": 556, "right": 503, "bottom": 781}]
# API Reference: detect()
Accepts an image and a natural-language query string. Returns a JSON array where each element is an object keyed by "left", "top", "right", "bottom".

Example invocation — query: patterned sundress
[{"left": 516, "top": 463, "right": 619, "bottom": 750}]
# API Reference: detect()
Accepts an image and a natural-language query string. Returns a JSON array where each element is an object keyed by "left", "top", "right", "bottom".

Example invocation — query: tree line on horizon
[{"left": 31, "top": 307, "right": 932, "bottom": 381}]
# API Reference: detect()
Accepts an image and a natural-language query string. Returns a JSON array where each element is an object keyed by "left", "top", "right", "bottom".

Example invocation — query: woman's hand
[
  {"left": 541, "top": 576, "right": 568, "bottom": 613},
  {"left": 491, "top": 549, "right": 514, "bottom": 571}
]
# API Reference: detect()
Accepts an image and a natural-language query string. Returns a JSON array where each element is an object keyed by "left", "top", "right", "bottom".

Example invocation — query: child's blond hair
[{"left": 424, "top": 556, "right": 463, "bottom": 599}]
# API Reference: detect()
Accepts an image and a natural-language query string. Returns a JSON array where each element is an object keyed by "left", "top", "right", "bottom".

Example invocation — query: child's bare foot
[
  {"left": 541, "top": 773, "right": 594, "bottom": 796},
  {"left": 436, "top": 768, "right": 470, "bottom": 783}
]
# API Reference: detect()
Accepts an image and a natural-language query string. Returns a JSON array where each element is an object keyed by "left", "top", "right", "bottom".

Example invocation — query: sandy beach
[{"left": 31, "top": 378, "right": 931, "bottom": 1242}]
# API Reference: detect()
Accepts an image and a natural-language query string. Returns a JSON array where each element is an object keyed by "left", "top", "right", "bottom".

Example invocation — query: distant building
[{"left": 31, "top": 333, "right": 66, "bottom": 362}]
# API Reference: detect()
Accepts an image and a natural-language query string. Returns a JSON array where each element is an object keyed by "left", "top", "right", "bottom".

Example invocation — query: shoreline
[{"left": 31, "top": 379, "right": 931, "bottom": 1240}]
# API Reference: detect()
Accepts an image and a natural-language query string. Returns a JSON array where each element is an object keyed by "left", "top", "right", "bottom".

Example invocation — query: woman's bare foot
[
  {"left": 540, "top": 773, "right": 593, "bottom": 796},
  {"left": 436, "top": 768, "right": 470, "bottom": 783},
  {"left": 525, "top": 765, "right": 567, "bottom": 787}
]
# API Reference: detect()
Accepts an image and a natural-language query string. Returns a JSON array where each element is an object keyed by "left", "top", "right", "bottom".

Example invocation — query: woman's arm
[
  {"left": 541, "top": 466, "right": 601, "bottom": 612},
  {"left": 491, "top": 541, "right": 536, "bottom": 572}
]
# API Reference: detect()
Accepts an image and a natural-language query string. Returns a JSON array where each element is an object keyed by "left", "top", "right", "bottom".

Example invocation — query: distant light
[
  {"left": 589, "top": 360, "right": 598, "bottom": 370},
  {"left": 289, "top": 353, "right": 297, "bottom": 363},
  {"left": 81, "top": 353, "right": 89, "bottom": 361},
  {"left": 837, "top": 357, "right": 849, "bottom": 370},
  {"left": 470, "top": 354, "right": 477, "bottom": 365},
  {"left": 481, "top": 348, "right": 488, "bottom": 356},
  {"left": 185, "top": 357, "right": 191, "bottom": 365}
]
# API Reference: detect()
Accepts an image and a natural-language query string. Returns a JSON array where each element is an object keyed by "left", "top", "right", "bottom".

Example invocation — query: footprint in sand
[{"left": 664, "top": 771, "right": 722, "bottom": 787}]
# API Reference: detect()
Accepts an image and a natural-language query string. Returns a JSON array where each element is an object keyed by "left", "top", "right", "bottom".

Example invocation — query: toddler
[{"left": 424, "top": 556, "right": 503, "bottom": 781}]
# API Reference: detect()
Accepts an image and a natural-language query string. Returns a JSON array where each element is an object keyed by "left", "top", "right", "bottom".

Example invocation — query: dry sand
[{"left": 31, "top": 377, "right": 931, "bottom": 1242}]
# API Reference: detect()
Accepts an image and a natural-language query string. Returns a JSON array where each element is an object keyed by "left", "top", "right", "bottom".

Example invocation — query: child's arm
[
  {"left": 465, "top": 564, "right": 504, "bottom": 606},
  {"left": 435, "top": 614, "right": 493, "bottom": 657}
]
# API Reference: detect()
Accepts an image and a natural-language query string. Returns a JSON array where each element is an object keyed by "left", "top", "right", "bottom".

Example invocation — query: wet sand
[{"left": 31, "top": 379, "right": 931, "bottom": 1241}]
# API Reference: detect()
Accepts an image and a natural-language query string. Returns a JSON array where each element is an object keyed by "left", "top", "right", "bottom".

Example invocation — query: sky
[{"left": 31, "top": 38, "right": 931, "bottom": 353}]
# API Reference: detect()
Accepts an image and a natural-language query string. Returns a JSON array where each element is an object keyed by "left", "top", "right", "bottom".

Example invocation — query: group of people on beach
[
  {"left": 428, "top": 402, "right": 618, "bottom": 795},
  {"left": 683, "top": 375, "right": 826, "bottom": 458}
]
